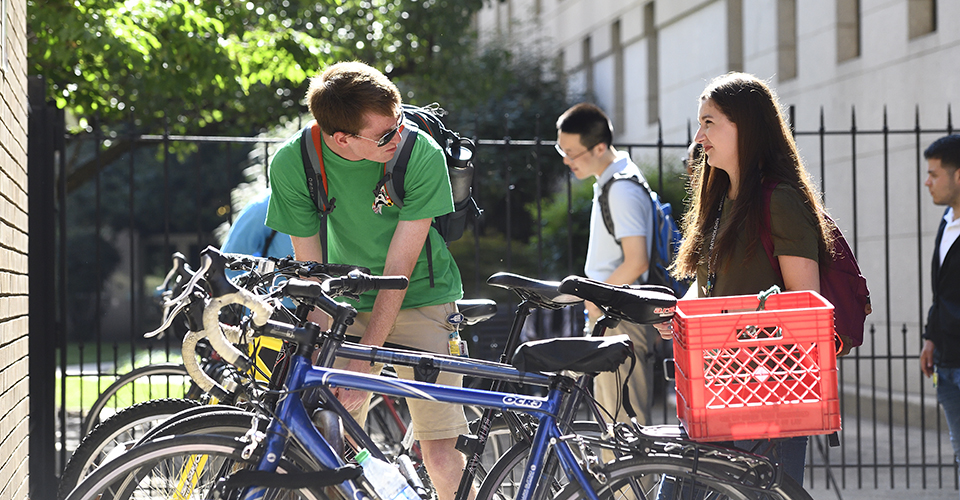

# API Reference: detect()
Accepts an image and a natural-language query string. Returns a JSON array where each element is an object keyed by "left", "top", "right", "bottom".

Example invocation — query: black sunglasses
[{"left": 354, "top": 114, "right": 404, "bottom": 147}]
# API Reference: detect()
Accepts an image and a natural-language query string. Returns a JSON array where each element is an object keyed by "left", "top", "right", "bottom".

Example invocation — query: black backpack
[
  {"left": 597, "top": 172, "right": 689, "bottom": 297},
  {"left": 300, "top": 103, "right": 481, "bottom": 285}
]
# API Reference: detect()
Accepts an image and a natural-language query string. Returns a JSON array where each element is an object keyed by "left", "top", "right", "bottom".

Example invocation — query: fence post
[{"left": 28, "top": 76, "right": 60, "bottom": 499}]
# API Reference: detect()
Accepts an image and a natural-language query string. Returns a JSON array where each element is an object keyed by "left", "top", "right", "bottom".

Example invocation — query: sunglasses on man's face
[{"left": 354, "top": 113, "right": 404, "bottom": 147}]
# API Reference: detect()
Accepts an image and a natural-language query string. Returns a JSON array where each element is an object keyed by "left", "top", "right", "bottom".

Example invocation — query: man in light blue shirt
[{"left": 556, "top": 103, "right": 659, "bottom": 425}]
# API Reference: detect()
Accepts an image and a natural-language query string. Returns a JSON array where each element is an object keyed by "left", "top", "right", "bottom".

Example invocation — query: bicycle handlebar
[
  {"left": 324, "top": 270, "right": 409, "bottom": 294},
  {"left": 220, "top": 252, "right": 372, "bottom": 279},
  {"left": 178, "top": 247, "right": 274, "bottom": 400},
  {"left": 177, "top": 246, "right": 408, "bottom": 400}
]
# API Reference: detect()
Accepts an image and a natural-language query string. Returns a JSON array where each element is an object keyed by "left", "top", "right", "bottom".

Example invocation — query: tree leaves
[{"left": 29, "top": 0, "right": 485, "bottom": 136}]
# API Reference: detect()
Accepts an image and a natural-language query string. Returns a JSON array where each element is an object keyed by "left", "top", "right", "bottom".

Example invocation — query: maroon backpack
[{"left": 760, "top": 181, "right": 871, "bottom": 356}]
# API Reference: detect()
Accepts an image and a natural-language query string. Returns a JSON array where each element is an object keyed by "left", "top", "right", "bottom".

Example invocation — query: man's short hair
[
  {"left": 556, "top": 103, "right": 613, "bottom": 149},
  {"left": 925, "top": 135, "right": 960, "bottom": 171},
  {"left": 307, "top": 61, "right": 401, "bottom": 136}
]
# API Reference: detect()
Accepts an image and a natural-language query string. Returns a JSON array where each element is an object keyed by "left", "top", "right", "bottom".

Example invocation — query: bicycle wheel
[
  {"left": 476, "top": 421, "right": 602, "bottom": 500},
  {"left": 82, "top": 363, "right": 196, "bottom": 436},
  {"left": 58, "top": 398, "right": 203, "bottom": 499},
  {"left": 130, "top": 404, "right": 251, "bottom": 445},
  {"left": 64, "top": 434, "right": 329, "bottom": 500},
  {"left": 551, "top": 454, "right": 812, "bottom": 500},
  {"left": 366, "top": 394, "right": 413, "bottom": 460},
  {"left": 466, "top": 409, "right": 528, "bottom": 487}
]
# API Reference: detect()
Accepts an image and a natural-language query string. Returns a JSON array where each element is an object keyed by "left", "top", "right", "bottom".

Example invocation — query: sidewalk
[
  {"left": 806, "top": 485, "right": 956, "bottom": 500},
  {"left": 801, "top": 417, "right": 958, "bottom": 500},
  {"left": 648, "top": 387, "right": 959, "bottom": 500}
]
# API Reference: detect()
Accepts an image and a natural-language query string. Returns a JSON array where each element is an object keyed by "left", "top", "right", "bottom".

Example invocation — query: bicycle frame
[
  {"left": 167, "top": 249, "right": 675, "bottom": 500},
  {"left": 245, "top": 346, "right": 600, "bottom": 500}
]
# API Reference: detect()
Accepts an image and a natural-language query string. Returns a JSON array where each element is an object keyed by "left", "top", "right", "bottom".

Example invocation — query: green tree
[
  {"left": 399, "top": 42, "right": 575, "bottom": 244},
  {"left": 29, "top": 0, "right": 483, "bottom": 136}
]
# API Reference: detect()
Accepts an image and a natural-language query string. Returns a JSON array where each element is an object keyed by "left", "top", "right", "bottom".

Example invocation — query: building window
[
  {"left": 583, "top": 36, "right": 594, "bottom": 99},
  {"left": 1, "top": 0, "right": 7, "bottom": 73},
  {"left": 778, "top": 0, "right": 798, "bottom": 80},
  {"left": 727, "top": 0, "right": 743, "bottom": 72},
  {"left": 612, "top": 20, "right": 624, "bottom": 133},
  {"left": 645, "top": 2, "right": 659, "bottom": 125},
  {"left": 837, "top": 0, "right": 861, "bottom": 62},
  {"left": 908, "top": 0, "right": 936, "bottom": 39}
]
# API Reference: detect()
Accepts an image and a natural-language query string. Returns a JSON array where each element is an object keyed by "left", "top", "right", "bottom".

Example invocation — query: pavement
[
  {"left": 798, "top": 404, "right": 958, "bottom": 500},
  {"left": 646, "top": 385, "right": 960, "bottom": 500}
]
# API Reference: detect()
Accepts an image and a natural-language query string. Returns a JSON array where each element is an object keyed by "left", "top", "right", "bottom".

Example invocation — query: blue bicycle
[{"left": 64, "top": 246, "right": 811, "bottom": 500}]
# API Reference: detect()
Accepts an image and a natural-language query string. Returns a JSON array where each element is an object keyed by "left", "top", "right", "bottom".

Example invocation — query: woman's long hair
[{"left": 672, "top": 73, "right": 833, "bottom": 279}]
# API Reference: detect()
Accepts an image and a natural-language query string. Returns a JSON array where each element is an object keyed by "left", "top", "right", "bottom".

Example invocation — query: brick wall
[{"left": 1, "top": 0, "right": 31, "bottom": 498}]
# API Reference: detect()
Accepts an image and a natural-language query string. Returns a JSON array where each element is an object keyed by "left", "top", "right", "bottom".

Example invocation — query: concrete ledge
[{"left": 838, "top": 382, "right": 942, "bottom": 428}]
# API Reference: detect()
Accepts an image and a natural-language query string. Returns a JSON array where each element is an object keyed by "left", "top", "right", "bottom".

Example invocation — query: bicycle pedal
[{"left": 455, "top": 434, "right": 480, "bottom": 455}]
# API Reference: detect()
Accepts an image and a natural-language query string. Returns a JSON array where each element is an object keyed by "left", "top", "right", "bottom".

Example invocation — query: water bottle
[{"left": 355, "top": 448, "right": 420, "bottom": 500}]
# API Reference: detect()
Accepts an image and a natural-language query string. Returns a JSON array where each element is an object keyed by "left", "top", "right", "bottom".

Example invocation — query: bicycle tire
[
  {"left": 63, "top": 434, "right": 329, "bottom": 500},
  {"left": 81, "top": 363, "right": 195, "bottom": 436},
  {"left": 551, "top": 454, "right": 813, "bottom": 500},
  {"left": 139, "top": 405, "right": 451, "bottom": 497},
  {"left": 58, "top": 398, "right": 203, "bottom": 500},
  {"left": 144, "top": 402, "right": 508, "bottom": 498},
  {"left": 476, "top": 421, "right": 602, "bottom": 500}
]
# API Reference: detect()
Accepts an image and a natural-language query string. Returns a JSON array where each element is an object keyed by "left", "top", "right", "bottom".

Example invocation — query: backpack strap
[
  {"left": 380, "top": 123, "right": 419, "bottom": 209},
  {"left": 597, "top": 172, "right": 655, "bottom": 244},
  {"left": 759, "top": 180, "right": 845, "bottom": 355},
  {"left": 262, "top": 229, "right": 278, "bottom": 258},
  {"left": 377, "top": 122, "right": 438, "bottom": 287},
  {"left": 301, "top": 122, "right": 334, "bottom": 263}
]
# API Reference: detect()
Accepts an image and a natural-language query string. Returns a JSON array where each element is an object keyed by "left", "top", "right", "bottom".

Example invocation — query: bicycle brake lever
[{"left": 144, "top": 295, "right": 194, "bottom": 338}]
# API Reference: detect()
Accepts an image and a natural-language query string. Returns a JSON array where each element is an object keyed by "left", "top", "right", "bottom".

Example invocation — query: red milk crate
[{"left": 672, "top": 291, "right": 840, "bottom": 442}]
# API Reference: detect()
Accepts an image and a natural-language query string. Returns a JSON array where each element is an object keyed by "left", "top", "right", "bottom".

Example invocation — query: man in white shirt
[
  {"left": 555, "top": 103, "right": 659, "bottom": 425},
  {"left": 920, "top": 135, "right": 960, "bottom": 493}
]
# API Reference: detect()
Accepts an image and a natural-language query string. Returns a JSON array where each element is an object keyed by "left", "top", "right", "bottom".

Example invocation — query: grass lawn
[
  {"left": 57, "top": 374, "right": 192, "bottom": 412},
  {"left": 56, "top": 343, "right": 188, "bottom": 412}
]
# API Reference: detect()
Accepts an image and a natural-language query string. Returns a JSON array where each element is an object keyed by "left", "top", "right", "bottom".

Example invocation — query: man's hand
[
  {"left": 921, "top": 339, "right": 937, "bottom": 378},
  {"left": 334, "top": 358, "right": 373, "bottom": 411}
]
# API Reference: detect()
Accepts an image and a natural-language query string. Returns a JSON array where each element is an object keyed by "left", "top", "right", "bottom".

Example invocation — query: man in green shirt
[{"left": 266, "top": 61, "right": 468, "bottom": 500}]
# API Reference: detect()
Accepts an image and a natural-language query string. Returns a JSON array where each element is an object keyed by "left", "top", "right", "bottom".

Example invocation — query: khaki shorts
[{"left": 336, "top": 302, "right": 470, "bottom": 442}]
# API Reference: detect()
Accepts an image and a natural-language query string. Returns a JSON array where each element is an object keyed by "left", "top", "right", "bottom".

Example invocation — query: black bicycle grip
[{"left": 369, "top": 275, "right": 409, "bottom": 290}]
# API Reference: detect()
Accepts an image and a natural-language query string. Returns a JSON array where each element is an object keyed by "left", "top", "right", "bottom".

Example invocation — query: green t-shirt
[
  {"left": 265, "top": 127, "right": 463, "bottom": 311},
  {"left": 696, "top": 184, "right": 820, "bottom": 297}
]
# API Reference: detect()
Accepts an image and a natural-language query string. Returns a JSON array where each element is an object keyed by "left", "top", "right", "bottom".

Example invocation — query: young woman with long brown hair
[{"left": 667, "top": 72, "right": 836, "bottom": 483}]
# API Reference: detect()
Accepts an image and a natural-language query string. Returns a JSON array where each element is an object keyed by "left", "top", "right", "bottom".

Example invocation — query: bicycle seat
[
  {"left": 456, "top": 299, "right": 498, "bottom": 325},
  {"left": 511, "top": 335, "right": 633, "bottom": 374},
  {"left": 558, "top": 276, "right": 676, "bottom": 325},
  {"left": 486, "top": 272, "right": 582, "bottom": 310}
]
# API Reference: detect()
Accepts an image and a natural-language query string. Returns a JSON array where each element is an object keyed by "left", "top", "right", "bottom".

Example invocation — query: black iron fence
[{"left": 29, "top": 96, "right": 959, "bottom": 496}]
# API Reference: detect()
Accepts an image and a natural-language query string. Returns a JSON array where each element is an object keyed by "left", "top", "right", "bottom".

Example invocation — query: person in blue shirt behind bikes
[
  {"left": 265, "top": 61, "right": 470, "bottom": 500},
  {"left": 659, "top": 72, "right": 836, "bottom": 485},
  {"left": 222, "top": 192, "right": 295, "bottom": 262}
]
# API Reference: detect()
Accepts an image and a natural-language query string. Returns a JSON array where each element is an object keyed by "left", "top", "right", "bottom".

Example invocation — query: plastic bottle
[{"left": 355, "top": 448, "right": 420, "bottom": 500}]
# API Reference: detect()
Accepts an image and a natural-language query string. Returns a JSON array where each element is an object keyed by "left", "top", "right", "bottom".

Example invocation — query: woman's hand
[{"left": 654, "top": 320, "right": 674, "bottom": 340}]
